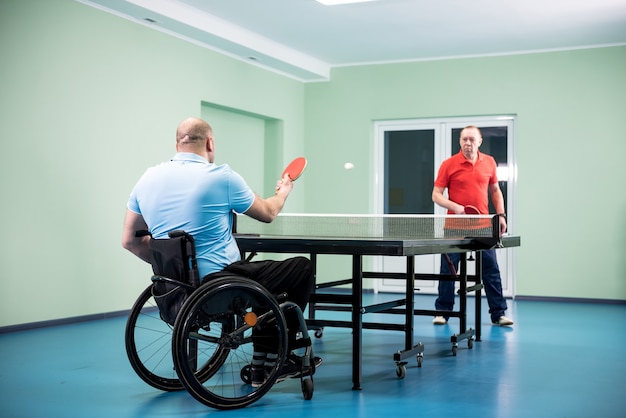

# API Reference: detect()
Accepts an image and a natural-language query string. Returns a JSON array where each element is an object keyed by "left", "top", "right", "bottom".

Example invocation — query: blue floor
[{"left": 1, "top": 295, "right": 625, "bottom": 418}]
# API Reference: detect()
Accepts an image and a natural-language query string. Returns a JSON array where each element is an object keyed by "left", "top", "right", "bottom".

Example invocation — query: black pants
[{"left": 202, "top": 256, "right": 315, "bottom": 353}]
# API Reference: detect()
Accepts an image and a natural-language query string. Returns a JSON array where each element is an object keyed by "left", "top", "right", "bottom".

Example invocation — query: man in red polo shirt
[{"left": 431, "top": 125, "right": 513, "bottom": 326}]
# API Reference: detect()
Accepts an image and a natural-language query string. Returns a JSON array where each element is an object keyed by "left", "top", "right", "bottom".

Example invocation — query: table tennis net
[{"left": 235, "top": 213, "right": 497, "bottom": 239}]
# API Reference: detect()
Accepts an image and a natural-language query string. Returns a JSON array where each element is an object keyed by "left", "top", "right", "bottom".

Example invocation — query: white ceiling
[{"left": 80, "top": 0, "right": 626, "bottom": 81}]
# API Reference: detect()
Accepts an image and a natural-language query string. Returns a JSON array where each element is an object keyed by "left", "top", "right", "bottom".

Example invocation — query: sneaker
[
  {"left": 251, "top": 365, "right": 266, "bottom": 388},
  {"left": 433, "top": 316, "right": 447, "bottom": 325},
  {"left": 492, "top": 316, "right": 514, "bottom": 326},
  {"left": 276, "top": 353, "right": 323, "bottom": 383}
]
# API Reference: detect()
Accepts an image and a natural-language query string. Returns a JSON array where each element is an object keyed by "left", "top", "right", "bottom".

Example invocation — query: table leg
[
  {"left": 459, "top": 253, "right": 467, "bottom": 333},
  {"left": 450, "top": 252, "right": 475, "bottom": 355},
  {"left": 405, "top": 256, "right": 415, "bottom": 350},
  {"left": 352, "top": 255, "right": 363, "bottom": 390},
  {"left": 475, "top": 251, "right": 483, "bottom": 341},
  {"left": 309, "top": 253, "right": 317, "bottom": 322}
]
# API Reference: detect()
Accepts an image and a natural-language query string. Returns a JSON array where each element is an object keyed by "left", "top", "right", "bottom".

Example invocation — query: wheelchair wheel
[
  {"left": 172, "top": 276, "right": 288, "bottom": 410},
  {"left": 125, "top": 285, "right": 228, "bottom": 391}
]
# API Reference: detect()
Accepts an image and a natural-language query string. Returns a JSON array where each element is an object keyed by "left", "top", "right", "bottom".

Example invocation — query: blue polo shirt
[{"left": 127, "top": 152, "right": 255, "bottom": 278}]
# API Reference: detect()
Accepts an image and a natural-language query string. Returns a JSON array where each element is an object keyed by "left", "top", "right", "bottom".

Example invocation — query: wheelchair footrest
[{"left": 290, "top": 336, "right": 312, "bottom": 350}]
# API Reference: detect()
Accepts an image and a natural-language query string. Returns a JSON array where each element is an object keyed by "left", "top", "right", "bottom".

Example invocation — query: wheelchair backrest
[{"left": 148, "top": 230, "right": 200, "bottom": 288}]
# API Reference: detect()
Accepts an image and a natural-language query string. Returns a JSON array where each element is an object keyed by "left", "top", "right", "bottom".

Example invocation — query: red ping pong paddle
[
  {"left": 282, "top": 157, "right": 307, "bottom": 181},
  {"left": 464, "top": 205, "right": 480, "bottom": 214}
]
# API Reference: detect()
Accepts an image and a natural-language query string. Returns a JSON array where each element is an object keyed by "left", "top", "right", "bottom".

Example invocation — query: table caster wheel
[{"left": 396, "top": 363, "right": 407, "bottom": 379}]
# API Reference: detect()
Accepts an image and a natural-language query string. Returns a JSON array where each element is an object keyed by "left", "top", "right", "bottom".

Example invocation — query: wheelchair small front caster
[
  {"left": 240, "top": 364, "right": 252, "bottom": 384},
  {"left": 302, "top": 378, "right": 314, "bottom": 400}
]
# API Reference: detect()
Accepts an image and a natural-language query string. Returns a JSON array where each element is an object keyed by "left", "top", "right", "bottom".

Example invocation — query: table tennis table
[{"left": 234, "top": 213, "right": 521, "bottom": 390}]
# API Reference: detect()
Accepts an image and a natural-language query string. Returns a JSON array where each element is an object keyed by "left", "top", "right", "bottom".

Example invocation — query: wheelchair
[{"left": 124, "top": 230, "right": 316, "bottom": 410}]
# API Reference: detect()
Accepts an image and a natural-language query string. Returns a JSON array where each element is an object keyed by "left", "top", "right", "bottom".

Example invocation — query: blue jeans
[{"left": 435, "top": 250, "right": 507, "bottom": 323}]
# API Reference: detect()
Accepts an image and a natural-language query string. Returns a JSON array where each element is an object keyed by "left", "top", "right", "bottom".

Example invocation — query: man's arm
[
  {"left": 432, "top": 185, "right": 465, "bottom": 214},
  {"left": 122, "top": 209, "right": 151, "bottom": 263},
  {"left": 243, "top": 174, "right": 293, "bottom": 223}
]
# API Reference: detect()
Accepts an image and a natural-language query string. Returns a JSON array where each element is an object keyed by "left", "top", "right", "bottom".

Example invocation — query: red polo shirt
[{"left": 435, "top": 151, "right": 498, "bottom": 215}]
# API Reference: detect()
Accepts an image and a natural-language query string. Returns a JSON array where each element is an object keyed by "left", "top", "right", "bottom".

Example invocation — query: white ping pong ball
[{"left": 344, "top": 162, "right": 354, "bottom": 170}]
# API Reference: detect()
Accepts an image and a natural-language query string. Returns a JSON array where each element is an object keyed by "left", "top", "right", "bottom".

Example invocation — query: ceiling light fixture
[{"left": 316, "top": 0, "right": 377, "bottom": 5}]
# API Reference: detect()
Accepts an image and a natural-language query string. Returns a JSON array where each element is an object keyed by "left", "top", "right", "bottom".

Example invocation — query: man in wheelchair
[{"left": 122, "top": 116, "right": 321, "bottom": 388}]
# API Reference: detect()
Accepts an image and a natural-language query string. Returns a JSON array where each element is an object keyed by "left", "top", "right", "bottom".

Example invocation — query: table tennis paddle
[
  {"left": 282, "top": 157, "right": 307, "bottom": 181},
  {"left": 464, "top": 205, "right": 480, "bottom": 214}
]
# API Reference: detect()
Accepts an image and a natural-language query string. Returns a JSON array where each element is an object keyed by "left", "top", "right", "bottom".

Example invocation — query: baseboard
[
  {"left": 514, "top": 295, "right": 626, "bottom": 305},
  {"left": 2, "top": 293, "right": 623, "bottom": 334},
  {"left": 0, "top": 309, "right": 130, "bottom": 334}
]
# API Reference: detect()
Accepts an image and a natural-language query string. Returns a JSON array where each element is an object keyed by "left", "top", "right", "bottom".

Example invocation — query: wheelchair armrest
[{"left": 151, "top": 275, "right": 196, "bottom": 291}]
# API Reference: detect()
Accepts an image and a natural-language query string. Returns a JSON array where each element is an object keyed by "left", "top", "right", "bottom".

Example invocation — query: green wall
[
  {"left": 1, "top": 0, "right": 624, "bottom": 328},
  {"left": 0, "top": 0, "right": 305, "bottom": 327}
]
